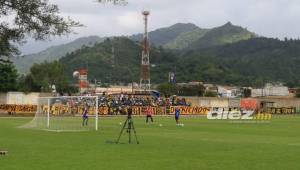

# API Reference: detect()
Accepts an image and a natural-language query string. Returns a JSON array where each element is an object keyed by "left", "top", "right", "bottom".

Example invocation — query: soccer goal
[{"left": 21, "top": 96, "right": 99, "bottom": 132}]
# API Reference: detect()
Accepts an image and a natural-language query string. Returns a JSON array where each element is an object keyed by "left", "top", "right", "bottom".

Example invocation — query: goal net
[{"left": 21, "top": 96, "right": 99, "bottom": 132}]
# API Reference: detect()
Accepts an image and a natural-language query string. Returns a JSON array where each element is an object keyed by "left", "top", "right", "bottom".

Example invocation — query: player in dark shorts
[
  {"left": 82, "top": 106, "right": 89, "bottom": 126},
  {"left": 145, "top": 106, "right": 154, "bottom": 123},
  {"left": 175, "top": 107, "right": 180, "bottom": 125}
]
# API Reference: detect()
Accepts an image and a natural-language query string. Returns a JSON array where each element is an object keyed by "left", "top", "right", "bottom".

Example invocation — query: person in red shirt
[{"left": 145, "top": 106, "right": 154, "bottom": 123}]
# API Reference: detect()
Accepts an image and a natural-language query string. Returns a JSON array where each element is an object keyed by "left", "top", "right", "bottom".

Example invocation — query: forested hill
[
  {"left": 176, "top": 37, "right": 300, "bottom": 87},
  {"left": 13, "top": 36, "right": 104, "bottom": 73},
  {"left": 59, "top": 36, "right": 300, "bottom": 87},
  {"left": 59, "top": 37, "right": 177, "bottom": 84},
  {"left": 130, "top": 23, "right": 200, "bottom": 47},
  {"left": 14, "top": 22, "right": 254, "bottom": 74},
  {"left": 130, "top": 22, "right": 255, "bottom": 50},
  {"left": 187, "top": 22, "right": 256, "bottom": 50}
]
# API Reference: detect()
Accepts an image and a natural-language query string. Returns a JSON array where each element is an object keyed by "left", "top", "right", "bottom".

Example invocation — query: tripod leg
[
  {"left": 116, "top": 119, "right": 128, "bottom": 144},
  {"left": 128, "top": 119, "right": 132, "bottom": 144},
  {"left": 131, "top": 120, "right": 139, "bottom": 144},
  {"left": 129, "top": 124, "right": 131, "bottom": 144}
]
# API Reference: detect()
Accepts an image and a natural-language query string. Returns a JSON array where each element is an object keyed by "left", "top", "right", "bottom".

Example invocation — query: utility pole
[{"left": 111, "top": 38, "right": 115, "bottom": 85}]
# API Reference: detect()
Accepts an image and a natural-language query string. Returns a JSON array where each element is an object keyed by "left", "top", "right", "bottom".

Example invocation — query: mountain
[
  {"left": 59, "top": 37, "right": 176, "bottom": 84},
  {"left": 188, "top": 22, "right": 256, "bottom": 49},
  {"left": 15, "top": 23, "right": 198, "bottom": 74},
  {"left": 130, "top": 22, "right": 255, "bottom": 50},
  {"left": 15, "top": 22, "right": 255, "bottom": 74},
  {"left": 14, "top": 21, "right": 300, "bottom": 88},
  {"left": 164, "top": 28, "right": 209, "bottom": 49},
  {"left": 13, "top": 36, "right": 104, "bottom": 73},
  {"left": 130, "top": 23, "right": 199, "bottom": 46},
  {"left": 175, "top": 37, "right": 300, "bottom": 87},
  {"left": 59, "top": 36, "right": 300, "bottom": 87}
]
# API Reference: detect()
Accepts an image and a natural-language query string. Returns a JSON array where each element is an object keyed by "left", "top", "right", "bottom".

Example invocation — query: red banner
[{"left": 240, "top": 98, "right": 258, "bottom": 110}]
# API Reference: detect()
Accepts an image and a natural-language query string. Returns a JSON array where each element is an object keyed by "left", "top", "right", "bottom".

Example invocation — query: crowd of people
[
  {"left": 51, "top": 93, "right": 189, "bottom": 116},
  {"left": 97, "top": 93, "right": 189, "bottom": 115},
  {"left": 50, "top": 93, "right": 186, "bottom": 125},
  {"left": 98, "top": 93, "right": 190, "bottom": 107}
]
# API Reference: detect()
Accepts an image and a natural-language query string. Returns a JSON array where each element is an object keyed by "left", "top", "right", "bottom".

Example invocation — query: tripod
[{"left": 116, "top": 116, "right": 139, "bottom": 144}]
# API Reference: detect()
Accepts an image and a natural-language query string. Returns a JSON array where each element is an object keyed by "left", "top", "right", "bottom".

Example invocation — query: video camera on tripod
[
  {"left": 116, "top": 106, "right": 139, "bottom": 144},
  {"left": 127, "top": 107, "right": 132, "bottom": 118}
]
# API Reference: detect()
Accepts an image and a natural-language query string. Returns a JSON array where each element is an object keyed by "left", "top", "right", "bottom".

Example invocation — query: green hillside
[
  {"left": 19, "top": 22, "right": 300, "bottom": 87},
  {"left": 13, "top": 36, "right": 104, "bottom": 73},
  {"left": 176, "top": 37, "right": 300, "bottom": 86},
  {"left": 188, "top": 22, "right": 256, "bottom": 50},
  {"left": 164, "top": 28, "right": 209, "bottom": 49},
  {"left": 131, "top": 22, "right": 255, "bottom": 50},
  {"left": 16, "top": 22, "right": 255, "bottom": 75},
  {"left": 59, "top": 36, "right": 300, "bottom": 87},
  {"left": 130, "top": 23, "right": 199, "bottom": 46},
  {"left": 59, "top": 37, "right": 176, "bottom": 84}
]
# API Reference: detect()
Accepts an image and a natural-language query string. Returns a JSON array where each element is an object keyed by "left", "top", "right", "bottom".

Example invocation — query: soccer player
[
  {"left": 175, "top": 107, "right": 180, "bottom": 125},
  {"left": 82, "top": 106, "right": 89, "bottom": 126},
  {"left": 145, "top": 106, "right": 154, "bottom": 123}
]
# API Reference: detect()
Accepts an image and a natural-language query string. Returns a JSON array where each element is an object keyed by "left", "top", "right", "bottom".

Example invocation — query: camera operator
[{"left": 127, "top": 106, "right": 133, "bottom": 119}]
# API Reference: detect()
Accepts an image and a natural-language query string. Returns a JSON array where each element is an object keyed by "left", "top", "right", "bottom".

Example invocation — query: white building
[
  {"left": 251, "top": 83, "right": 289, "bottom": 97},
  {"left": 217, "top": 86, "right": 240, "bottom": 98},
  {"left": 0, "top": 92, "right": 50, "bottom": 105}
]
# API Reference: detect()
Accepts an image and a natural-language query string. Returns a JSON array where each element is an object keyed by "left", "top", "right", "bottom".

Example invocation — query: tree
[
  {"left": 18, "top": 74, "right": 40, "bottom": 93},
  {"left": 296, "top": 89, "right": 300, "bottom": 98},
  {"left": 243, "top": 88, "right": 252, "bottom": 98},
  {"left": 157, "top": 83, "right": 177, "bottom": 97},
  {"left": 204, "top": 91, "right": 218, "bottom": 97},
  {"left": 0, "top": 0, "right": 80, "bottom": 61},
  {"left": 21, "top": 61, "right": 72, "bottom": 93},
  {"left": 0, "top": 62, "right": 18, "bottom": 92},
  {"left": 157, "top": 83, "right": 206, "bottom": 97},
  {"left": 177, "top": 85, "right": 205, "bottom": 96}
]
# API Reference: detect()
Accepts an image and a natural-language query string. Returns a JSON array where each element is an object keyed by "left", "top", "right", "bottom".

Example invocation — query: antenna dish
[{"left": 142, "top": 11, "right": 150, "bottom": 15}]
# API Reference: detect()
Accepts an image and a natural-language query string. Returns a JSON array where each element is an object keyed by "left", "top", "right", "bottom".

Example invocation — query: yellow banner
[
  {"left": 0, "top": 104, "right": 37, "bottom": 113},
  {"left": 265, "top": 107, "right": 296, "bottom": 114},
  {"left": 170, "top": 106, "right": 210, "bottom": 115},
  {"left": 0, "top": 104, "right": 297, "bottom": 115}
]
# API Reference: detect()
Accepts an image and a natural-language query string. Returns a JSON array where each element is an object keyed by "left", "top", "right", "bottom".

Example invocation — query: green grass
[{"left": 1, "top": 116, "right": 300, "bottom": 170}]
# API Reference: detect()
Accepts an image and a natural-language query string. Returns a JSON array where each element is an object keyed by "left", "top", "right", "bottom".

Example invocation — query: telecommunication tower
[{"left": 140, "top": 10, "right": 151, "bottom": 90}]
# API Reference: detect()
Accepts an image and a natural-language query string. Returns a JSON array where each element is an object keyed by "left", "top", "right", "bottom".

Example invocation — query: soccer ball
[
  {"left": 159, "top": 124, "right": 163, "bottom": 127},
  {"left": 119, "top": 122, "right": 122, "bottom": 126},
  {"left": 73, "top": 71, "right": 79, "bottom": 78},
  {"left": 181, "top": 123, "right": 184, "bottom": 127}
]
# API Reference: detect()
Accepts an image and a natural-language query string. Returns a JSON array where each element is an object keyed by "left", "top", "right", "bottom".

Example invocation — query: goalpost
[{"left": 21, "top": 96, "right": 99, "bottom": 132}]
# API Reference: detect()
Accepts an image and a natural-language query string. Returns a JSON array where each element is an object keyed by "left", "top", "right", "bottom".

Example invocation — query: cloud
[
  {"left": 117, "top": 12, "right": 142, "bottom": 32},
  {"left": 21, "top": 0, "right": 300, "bottom": 54},
  {"left": 49, "top": 0, "right": 300, "bottom": 38}
]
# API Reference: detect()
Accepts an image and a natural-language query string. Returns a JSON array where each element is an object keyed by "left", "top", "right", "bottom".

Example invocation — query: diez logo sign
[{"left": 207, "top": 108, "right": 272, "bottom": 120}]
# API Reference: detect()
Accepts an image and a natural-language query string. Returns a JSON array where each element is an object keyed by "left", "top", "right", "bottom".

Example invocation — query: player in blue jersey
[
  {"left": 82, "top": 106, "right": 89, "bottom": 126},
  {"left": 175, "top": 107, "right": 180, "bottom": 125}
]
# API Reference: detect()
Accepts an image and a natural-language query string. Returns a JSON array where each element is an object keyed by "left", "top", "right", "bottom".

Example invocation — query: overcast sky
[{"left": 20, "top": 0, "right": 300, "bottom": 54}]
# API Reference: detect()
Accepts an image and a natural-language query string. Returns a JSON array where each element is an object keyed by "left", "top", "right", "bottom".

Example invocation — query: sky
[{"left": 19, "top": 0, "right": 300, "bottom": 54}]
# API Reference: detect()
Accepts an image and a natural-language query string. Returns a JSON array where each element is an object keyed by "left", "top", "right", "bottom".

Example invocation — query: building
[
  {"left": 251, "top": 83, "right": 289, "bottom": 97},
  {"left": 203, "top": 84, "right": 218, "bottom": 93},
  {"left": 95, "top": 85, "right": 134, "bottom": 94},
  {"left": 217, "top": 86, "right": 241, "bottom": 98}
]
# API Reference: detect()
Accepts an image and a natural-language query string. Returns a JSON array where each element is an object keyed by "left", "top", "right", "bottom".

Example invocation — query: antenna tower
[{"left": 140, "top": 11, "right": 151, "bottom": 90}]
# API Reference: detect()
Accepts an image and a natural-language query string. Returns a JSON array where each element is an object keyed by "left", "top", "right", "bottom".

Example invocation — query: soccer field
[{"left": 1, "top": 116, "right": 300, "bottom": 170}]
